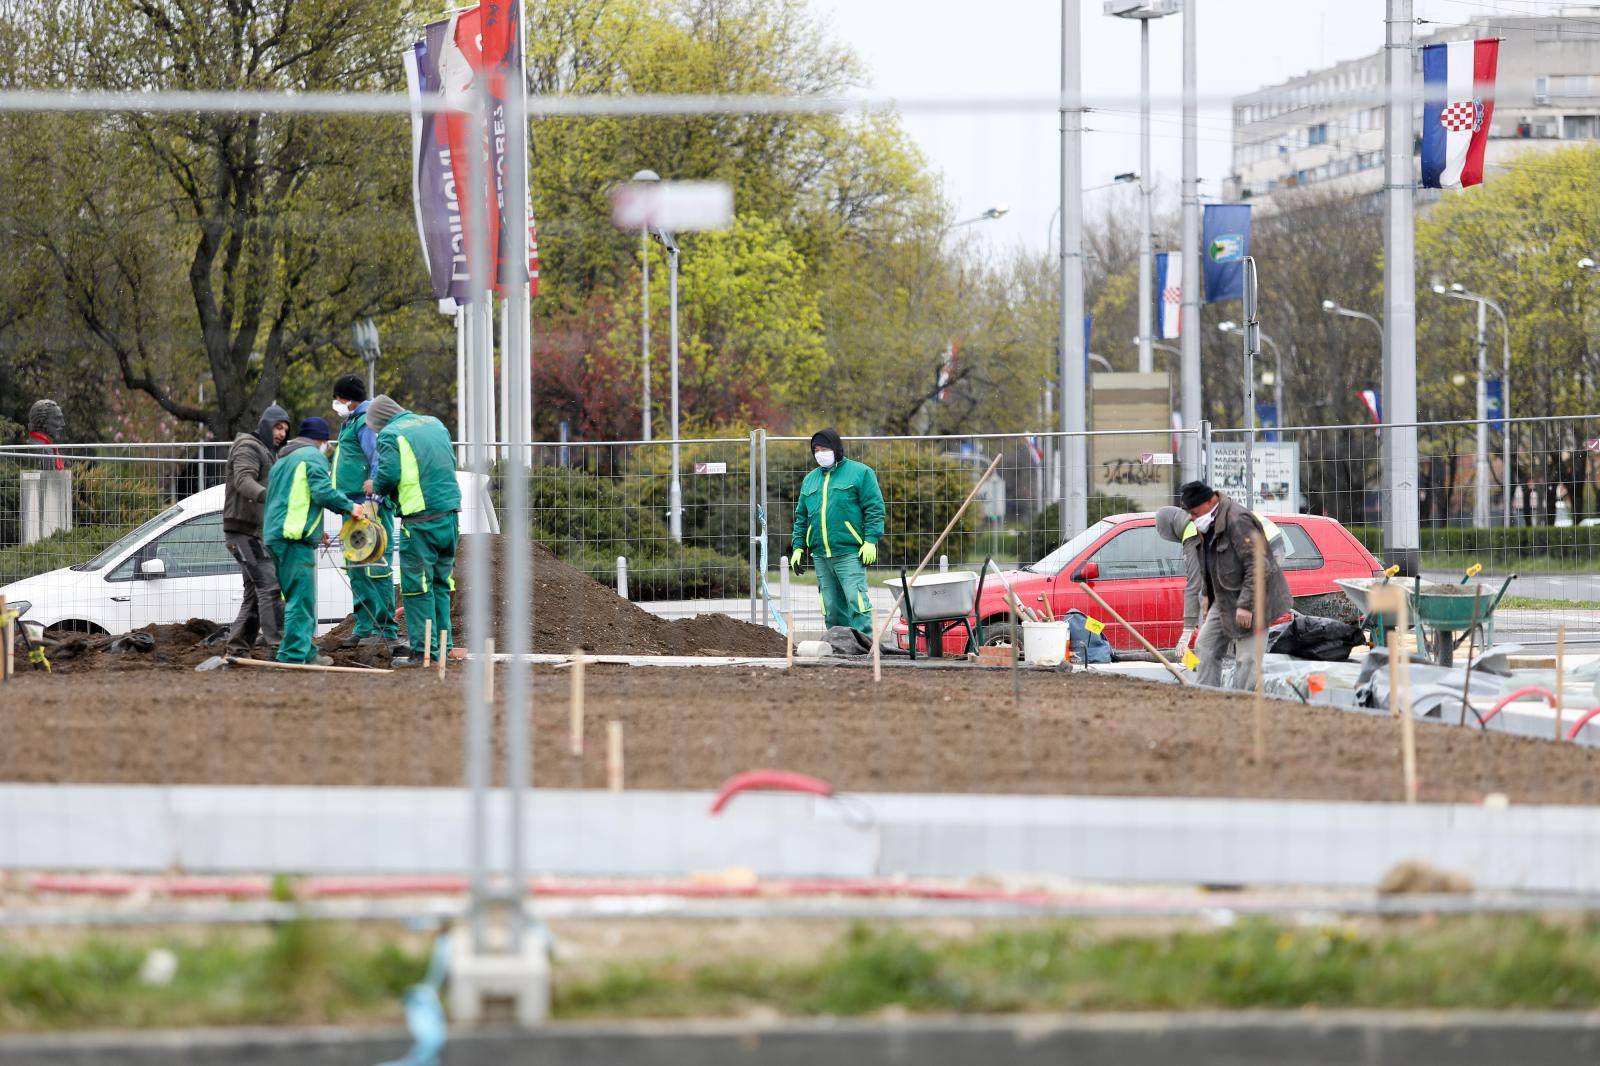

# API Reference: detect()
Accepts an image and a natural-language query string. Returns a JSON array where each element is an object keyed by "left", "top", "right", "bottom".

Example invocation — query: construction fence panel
[{"left": 1214, "top": 414, "right": 1600, "bottom": 646}]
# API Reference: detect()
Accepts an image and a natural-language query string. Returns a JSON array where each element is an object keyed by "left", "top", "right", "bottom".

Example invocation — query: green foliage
[
  {"left": 553, "top": 917, "right": 1600, "bottom": 1020},
  {"left": 526, "top": 462, "right": 749, "bottom": 600},
  {"left": 1345, "top": 523, "right": 1600, "bottom": 567},
  {"left": 0, "top": 524, "right": 138, "bottom": 586},
  {"left": 0, "top": 928, "right": 425, "bottom": 1031}
]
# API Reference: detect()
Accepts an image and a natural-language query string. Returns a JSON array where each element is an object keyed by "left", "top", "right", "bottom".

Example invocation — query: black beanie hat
[
  {"left": 1180, "top": 481, "right": 1216, "bottom": 510},
  {"left": 333, "top": 374, "right": 368, "bottom": 403}
]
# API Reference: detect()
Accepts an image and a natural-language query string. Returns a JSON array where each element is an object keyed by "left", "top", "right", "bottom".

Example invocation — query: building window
[
  {"left": 1308, "top": 123, "right": 1329, "bottom": 146},
  {"left": 1535, "top": 76, "right": 1549, "bottom": 104},
  {"left": 1565, "top": 115, "right": 1598, "bottom": 140}
]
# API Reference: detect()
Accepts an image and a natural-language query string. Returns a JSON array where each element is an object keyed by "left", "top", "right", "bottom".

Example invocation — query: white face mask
[
  {"left": 333, "top": 399, "right": 353, "bottom": 418},
  {"left": 1193, "top": 510, "right": 1216, "bottom": 533},
  {"left": 814, "top": 448, "right": 835, "bottom": 469}
]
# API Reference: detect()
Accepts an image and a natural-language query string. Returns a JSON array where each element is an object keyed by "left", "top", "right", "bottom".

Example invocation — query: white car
[{"left": 1, "top": 472, "right": 497, "bottom": 637}]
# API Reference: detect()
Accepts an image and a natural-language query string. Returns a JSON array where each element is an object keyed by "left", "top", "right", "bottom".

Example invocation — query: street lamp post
[
  {"left": 1432, "top": 282, "right": 1511, "bottom": 527},
  {"left": 632, "top": 169, "right": 660, "bottom": 442},
  {"left": 1104, "top": 0, "right": 1178, "bottom": 376},
  {"left": 665, "top": 230, "right": 681, "bottom": 542},
  {"left": 954, "top": 203, "right": 1010, "bottom": 229}
]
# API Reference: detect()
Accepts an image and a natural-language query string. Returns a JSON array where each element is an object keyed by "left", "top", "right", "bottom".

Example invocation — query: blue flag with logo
[
  {"left": 1486, "top": 378, "right": 1504, "bottom": 431},
  {"left": 1202, "top": 203, "right": 1252, "bottom": 304}
]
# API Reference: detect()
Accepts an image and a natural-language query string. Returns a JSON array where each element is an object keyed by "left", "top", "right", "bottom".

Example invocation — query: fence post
[
  {"left": 759, "top": 429, "right": 770, "bottom": 627},
  {"left": 616, "top": 556, "right": 628, "bottom": 600},
  {"left": 1201, "top": 420, "right": 1213, "bottom": 484},
  {"left": 748, "top": 430, "right": 759, "bottom": 623}
]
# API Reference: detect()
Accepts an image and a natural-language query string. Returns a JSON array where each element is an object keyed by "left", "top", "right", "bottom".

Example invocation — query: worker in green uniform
[
  {"left": 790, "top": 428, "right": 885, "bottom": 638},
  {"left": 365, "top": 395, "right": 462, "bottom": 667},
  {"left": 330, "top": 374, "right": 397, "bottom": 649},
  {"left": 262, "top": 417, "right": 363, "bottom": 665}
]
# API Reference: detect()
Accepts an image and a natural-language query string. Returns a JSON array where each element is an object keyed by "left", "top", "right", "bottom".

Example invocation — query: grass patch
[
  {"left": 1496, "top": 595, "right": 1600, "bottom": 611},
  {"left": 12, "top": 917, "right": 1600, "bottom": 1032},
  {"left": 554, "top": 917, "right": 1600, "bottom": 1019},
  {"left": 0, "top": 922, "right": 425, "bottom": 1032}
]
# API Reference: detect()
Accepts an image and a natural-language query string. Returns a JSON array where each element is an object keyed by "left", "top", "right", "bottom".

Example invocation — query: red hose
[
  {"left": 708, "top": 769, "right": 835, "bottom": 814},
  {"left": 1567, "top": 707, "right": 1600, "bottom": 741},
  {"left": 1481, "top": 687, "right": 1558, "bottom": 727}
]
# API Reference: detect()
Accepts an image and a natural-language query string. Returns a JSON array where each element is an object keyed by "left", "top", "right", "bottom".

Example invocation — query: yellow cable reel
[{"left": 341, "top": 511, "right": 388, "bottom": 566}]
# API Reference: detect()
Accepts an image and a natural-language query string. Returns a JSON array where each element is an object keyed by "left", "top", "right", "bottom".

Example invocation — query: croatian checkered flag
[
  {"left": 1155, "top": 251, "right": 1181, "bottom": 339},
  {"left": 1421, "top": 39, "right": 1500, "bottom": 189}
]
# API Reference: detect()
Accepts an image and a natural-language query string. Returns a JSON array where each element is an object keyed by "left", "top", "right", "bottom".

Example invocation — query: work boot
[
  {"left": 314, "top": 655, "right": 334, "bottom": 667},
  {"left": 358, "top": 635, "right": 391, "bottom": 648},
  {"left": 391, "top": 656, "right": 420, "bottom": 669},
  {"left": 338, "top": 632, "right": 362, "bottom": 649}
]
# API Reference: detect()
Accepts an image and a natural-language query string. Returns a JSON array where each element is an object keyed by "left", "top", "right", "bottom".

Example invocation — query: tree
[{"left": 0, "top": 0, "right": 425, "bottom": 438}]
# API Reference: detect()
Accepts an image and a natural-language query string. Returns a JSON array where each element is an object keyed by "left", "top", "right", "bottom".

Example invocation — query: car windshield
[
  {"left": 73, "top": 504, "right": 184, "bottom": 572},
  {"left": 1028, "top": 519, "right": 1114, "bottom": 576}
]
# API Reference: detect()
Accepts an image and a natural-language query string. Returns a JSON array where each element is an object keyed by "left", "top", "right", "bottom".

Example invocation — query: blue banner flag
[
  {"left": 1202, "top": 204, "right": 1252, "bottom": 304},
  {"left": 1486, "top": 378, "right": 1504, "bottom": 431},
  {"left": 1255, "top": 403, "right": 1279, "bottom": 443}
]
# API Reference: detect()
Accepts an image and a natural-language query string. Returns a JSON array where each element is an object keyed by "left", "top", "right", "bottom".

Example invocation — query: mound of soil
[
  {"left": 448, "top": 536, "right": 786, "bottom": 657},
  {"left": 37, "top": 538, "right": 784, "bottom": 673}
]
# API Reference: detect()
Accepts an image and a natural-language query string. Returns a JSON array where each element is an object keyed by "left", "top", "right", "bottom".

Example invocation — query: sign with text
[{"left": 1209, "top": 441, "right": 1301, "bottom": 511}]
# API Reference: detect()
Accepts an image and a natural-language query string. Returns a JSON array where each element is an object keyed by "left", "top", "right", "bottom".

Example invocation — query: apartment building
[{"left": 1227, "top": 6, "right": 1600, "bottom": 206}]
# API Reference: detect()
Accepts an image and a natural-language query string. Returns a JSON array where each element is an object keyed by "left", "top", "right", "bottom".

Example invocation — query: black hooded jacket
[
  {"left": 224, "top": 404, "right": 290, "bottom": 536},
  {"left": 809, "top": 427, "right": 845, "bottom": 462}
]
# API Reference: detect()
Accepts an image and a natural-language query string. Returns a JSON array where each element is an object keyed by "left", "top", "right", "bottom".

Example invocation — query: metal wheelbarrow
[{"left": 1336, "top": 573, "right": 1514, "bottom": 667}]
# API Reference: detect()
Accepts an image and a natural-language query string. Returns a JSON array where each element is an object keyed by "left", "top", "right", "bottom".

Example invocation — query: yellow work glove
[
  {"left": 790, "top": 548, "right": 803, "bottom": 571},
  {"left": 858, "top": 541, "right": 877, "bottom": 566}
]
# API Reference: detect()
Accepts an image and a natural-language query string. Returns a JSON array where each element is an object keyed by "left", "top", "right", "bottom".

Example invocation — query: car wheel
[{"left": 45, "top": 620, "right": 107, "bottom": 637}]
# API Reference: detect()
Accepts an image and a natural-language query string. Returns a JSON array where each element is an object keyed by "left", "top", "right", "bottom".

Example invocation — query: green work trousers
[
  {"left": 815, "top": 550, "right": 872, "bottom": 634},
  {"left": 270, "top": 539, "right": 320, "bottom": 665},
  {"left": 399, "top": 513, "right": 457, "bottom": 659},
  {"left": 348, "top": 506, "right": 397, "bottom": 640}
]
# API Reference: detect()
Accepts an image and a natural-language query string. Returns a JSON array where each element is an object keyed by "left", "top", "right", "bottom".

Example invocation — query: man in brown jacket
[
  {"left": 1182, "top": 481, "right": 1292, "bottom": 690},
  {"left": 222, "top": 403, "right": 290, "bottom": 658}
]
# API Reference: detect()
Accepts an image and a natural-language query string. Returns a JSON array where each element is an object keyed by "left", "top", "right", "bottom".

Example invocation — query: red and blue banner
[
  {"left": 404, "top": 3, "right": 539, "bottom": 311},
  {"left": 1155, "top": 250, "right": 1181, "bottom": 339},
  {"left": 1421, "top": 38, "right": 1499, "bottom": 190}
]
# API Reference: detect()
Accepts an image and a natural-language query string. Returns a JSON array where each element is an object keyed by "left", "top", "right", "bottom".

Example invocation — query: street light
[
  {"left": 1431, "top": 280, "right": 1511, "bottom": 528},
  {"left": 1045, "top": 174, "right": 1136, "bottom": 255},
  {"left": 953, "top": 202, "right": 1010, "bottom": 228},
  {"left": 632, "top": 169, "right": 660, "bottom": 443},
  {"left": 1218, "top": 320, "right": 1285, "bottom": 430},
  {"left": 1105, "top": 0, "right": 1178, "bottom": 377},
  {"left": 1321, "top": 298, "right": 1385, "bottom": 346}
]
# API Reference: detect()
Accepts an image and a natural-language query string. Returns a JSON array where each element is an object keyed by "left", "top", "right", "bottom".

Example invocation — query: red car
[{"left": 895, "top": 512, "right": 1383, "bottom": 657}]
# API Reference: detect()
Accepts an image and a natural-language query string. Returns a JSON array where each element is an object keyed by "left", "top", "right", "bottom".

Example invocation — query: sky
[{"left": 806, "top": 0, "right": 1548, "bottom": 253}]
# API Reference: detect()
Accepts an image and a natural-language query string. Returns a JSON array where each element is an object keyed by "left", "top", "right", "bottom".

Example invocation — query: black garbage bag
[{"left": 1267, "top": 611, "right": 1366, "bottom": 662}]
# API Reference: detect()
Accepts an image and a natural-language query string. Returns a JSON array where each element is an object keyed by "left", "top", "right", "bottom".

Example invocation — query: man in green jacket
[
  {"left": 790, "top": 428, "right": 885, "bottom": 637},
  {"left": 262, "top": 418, "right": 363, "bottom": 665},
  {"left": 330, "top": 374, "right": 397, "bottom": 648},
  {"left": 366, "top": 395, "right": 462, "bottom": 666}
]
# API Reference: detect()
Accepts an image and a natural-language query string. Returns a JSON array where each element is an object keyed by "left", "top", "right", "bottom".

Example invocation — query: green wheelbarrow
[{"left": 1410, "top": 574, "right": 1515, "bottom": 666}]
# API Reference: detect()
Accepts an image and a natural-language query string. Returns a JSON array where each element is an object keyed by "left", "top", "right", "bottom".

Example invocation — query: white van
[{"left": 0, "top": 472, "right": 496, "bottom": 637}]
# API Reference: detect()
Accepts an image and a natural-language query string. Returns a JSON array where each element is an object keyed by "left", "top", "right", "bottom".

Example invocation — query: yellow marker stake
[
  {"left": 1084, "top": 617, "right": 1105, "bottom": 636},
  {"left": 1182, "top": 649, "right": 1200, "bottom": 671}
]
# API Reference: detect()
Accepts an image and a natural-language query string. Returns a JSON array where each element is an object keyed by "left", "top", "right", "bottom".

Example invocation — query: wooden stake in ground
[
  {"left": 1458, "top": 586, "right": 1482, "bottom": 727},
  {"left": 437, "top": 625, "right": 447, "bottom": 680},
  {"left": 485, "top": 638, "right": 495, "bottom": 703},
  {"left": 422, "top": 619, "right": 432, "bottom": 668},
  {"left": 0, "top": 595, "right": 11, "bottom": 682},
  {"left": 870, "top": 602, "right": 881, "bottom": 683},
  {"left": 785, "top": 611, "right": 794, "bottom": 668},
  {"left": 1251, "top": 532, "right": 1267, "bottom": 763},
  {"left": 606, "top": 720, "right": 624, "bottom": 791},
  {"left": 1008, "top": 588, "right": 1020, "bottom": 704},
  {"left": 1556, "top": 622, "right": 1567, "bottom": 741},
  {"left": 1375, "top": 588, "right": 1418, "bottom": 803},
  {"left": 569, "top": 651, "right": 586, "bottom": 756}
]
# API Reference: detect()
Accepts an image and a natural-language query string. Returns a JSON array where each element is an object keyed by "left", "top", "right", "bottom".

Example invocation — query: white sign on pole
[
  {"left": 610, "top": 181, "right": 734, "bottom": 233},
  {"left": 1209, "top": 441, "right": 1300, "bottom": 512}
]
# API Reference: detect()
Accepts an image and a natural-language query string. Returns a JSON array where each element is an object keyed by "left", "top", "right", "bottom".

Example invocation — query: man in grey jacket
[
  {"left": 1182, "top": 481, "right": 1293, "bottom": 691},
  {"left": 223, "top": 404, "right": 290, "bottom": 658}
]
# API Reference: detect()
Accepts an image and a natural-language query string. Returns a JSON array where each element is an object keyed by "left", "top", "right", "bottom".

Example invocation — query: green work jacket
[
  {"left": 373, "top": 411, "right": 461, "bottom": 517},
  {"left": 263, "top": 440, "right": 357, "bottom": 548},
  {"left": 791, "top": 458, "right": 885, "bottom": 559}
]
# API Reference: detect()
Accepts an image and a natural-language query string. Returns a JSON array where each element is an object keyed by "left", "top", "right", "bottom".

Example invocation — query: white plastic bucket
[{"left": 1021, "top": 620, "right": 1069, "bottom": 667}]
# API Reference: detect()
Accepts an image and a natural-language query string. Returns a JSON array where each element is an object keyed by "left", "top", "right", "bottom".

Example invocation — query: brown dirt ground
[
  {"left": 4, "top": 666, "right": 1599, "bottom": 805},
  {"left": 38, "top": 538, "right": 784, "bottom": 675}
]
